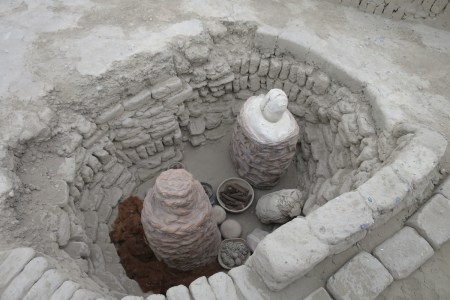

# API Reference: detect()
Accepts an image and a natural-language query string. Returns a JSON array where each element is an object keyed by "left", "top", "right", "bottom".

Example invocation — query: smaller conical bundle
[{"left": 141, "top": 169, "right": 221, "bottom": 270}]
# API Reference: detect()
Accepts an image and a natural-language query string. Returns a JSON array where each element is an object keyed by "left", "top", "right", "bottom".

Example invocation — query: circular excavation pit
[{"left": 0, "top": 20, "right": 447, "bottom": 300}]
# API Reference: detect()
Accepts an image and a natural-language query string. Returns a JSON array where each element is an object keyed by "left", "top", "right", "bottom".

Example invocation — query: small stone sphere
[
  {"left": 220, "top": 219, "right": 242, "bottom": 239},
  {"left": 212, "top": 205, "right": 227, "bottom": 224}
]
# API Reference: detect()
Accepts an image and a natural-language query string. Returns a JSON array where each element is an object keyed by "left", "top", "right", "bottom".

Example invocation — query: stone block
[
  {"left": 189, "top": 276, "right": 216, "bottom": 300},
  {"left": 49, "top": 280, "right": 80, "bottom": 300},
  {"left": 268, "top": 58, "right": 282, "bottom": 79},
  {"left": 248, "top": 218, "right": 330, "bottom": 291},
  {"left": 208, "top": 272, "right": 239, "bottom": 300},
  {"left": 122, "top": 296, "right": 144, "bottom": 300},
  {"left": 0, "top": 247, "right": 35, "bottom": 291},
  {"left": 190, "top": 135, "right": 206, "bottom": 147},
  {"left": 406, "top": 193, "right": 450, "bottom": 249},
  {"left": 64, "top": 241, "right": 90, "bottom": 259},
  {"left": 228, "top": 265, "right": 271, "bottom": 300},
  {"left": 102, "top": 164, "right": 125, "bottom": 188},
  {"left": 257, "top": 59, "right": 270, "bottom": 76},
  {"left": 96, "top": 104, "right": 124, "bottom": 124},
  {"left": 307, "top": 192, "right": 373, "bottom": 254},
  {"left": 357, "top": 166, "right": 410, "bottom": 224},
  {"left": 71, "top": 289, "right": 101, "bottom": 300},
  {"left": 304, "top": 287, "right": 333, "bottom": 300},
  {"left": 22, "top": 269, "right": 65, "bottom": 300},
  {"left": 146, "top": 295, "right": 166, "bottom": 300},
  {"left": 373, "top": 226, "right": 434, "bottom": 279},
  {"left": 249, "top": 53, "right": 261, "bottom": 74},
  {"left": 89, "top": 243, "right": 105, "bottom": 271},
  {"left": 248, "top": 74, "right": 260, "bottom": 92},
  {"left": 57, "top": 209, "right": 71, "bottom": 247},
  {"left": 123, "top": 89, "right": 152, "bottom": 111},
  {"left": 188, "top": 117, "right": 206, "bottom": 135},
  {"left": 165, "top": 85, "right": 194, "bottom": 107},
  {"left": 1, "top": 256, "right": 52, "bottom": 300},
  {"left": 431, "top": 0, "right": 449, "bottom": 13},
  {"left": 152, "top": 77, "right": 183, "bottom": 100},
  {"left": 166, "top": 284, "right": 192, "bottom": 300},
  {"left": 311, "top": 72, "right": 330, "bottom": 95},
  {"left": 436, "top": 176, "right": 450, "bottom": 200},
  {"left": 326, "top": 252, "right": 393, "bottom": 300}
]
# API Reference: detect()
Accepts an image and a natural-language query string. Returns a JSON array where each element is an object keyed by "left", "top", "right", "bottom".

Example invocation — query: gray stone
[
  {"left": 228, "top": 265, "right": 270, "bottom": 300},
  {"left": 57, "top": 209, "right": 71, "bottom": 247},
  {"left": 64, "top": 241, "right": 90, "bottom": 259},
  {"left": 121, "top": 133, "right": 151, "bottom": 149},
  {"left": 123, "top": 89, "right": 152, "bottom": 110},
  {"left": 166, "top": 284, "right": 192, "bottom": 300},
  {"left": 189, "top": 276, "right": 216, "bottom": 300},
  {"left": 407, "top": 193, "right": 450, "bottom": 249},
  {"left": 89, "top": 243, "right": 105, "bottom": 271},
  {"left": 278, "top": 60, "right": 291, "bottom": 80},
  {"left": 304, "top": 287, "right": 333, "bottom": 300},
  {"left": 312, "top": 72, "right": 330, "bottom": 95},
  {"left": 257, "top": 59, "right": 269, "bottom": 76},
  {"left": 102, "top": 164, "right": 125, "bottom": 188},
  {"left": 152, "top": 77, "right": 183, "bottom": 99},
  {"left": 246, "top": 228, "right": 269, "bottom": 252},
  {"left": 205, "top": 126, "right": 227, "bottom": 141},
  {"left": 190, "top": 134, "right": 206, "bottom": 147},
  {"left": 96, "top": 104, "right": 124, "bottom": 124},
  {"left": 326, "top": 252, "right": 393, "bottom": 300},
  {"left": 239, "top": 76, "right": 248, "bottom": 90},
  {"left": 162, "top": 147, "right": 176, "bottom": 162},
  {"left": 146, "top": 295, "right": 166, "bottom": 300},
  {"left": 248, "top": 218, "right": 329, "bottom": 291},
  {"left": 97, "top": 223, "right": 111, "bottom": 244},
  {"left": 205, "top": 113, "right": 222, "bottom": 130},
  {"left": 22, "top": 269, "right": 65, "bottom": 300},
  {"left": 373, "top": 226, "right": 434, "bottom": 279},
  {"left": 248, "top": 74, "right": 260, "bottom": 91},
  {"left": 96, "top": 271, "right": 126, "bottom": 293},
  {"left": 249, "top": 53, "right": 260, "bottom": 74},
  {"left": 268, "top": 58, "right": 282, "bottom": 78},
  {"left": 0, "top": 247, "right": 35, "bottom": 291},
  {"left": 71, "top": 289, "right": 100, "bottom": 300},
  {"left": 436, "top": 176, "right": 450, "bottom": 200},
  {"left": 49, "top": 280, "right": 80, "bottom": 300},
  {"left": 1, "top": 256, "right": 52, "bottom": 300},
  {"left": 122, "top": 296, "right": 144, "bottom": 300},
  {"left": 165, "top": 85, "right": 194, "bottom": 107},
  {"left": 208, "top": 272, "right": 239, "bottom": 300},
  {"left": 189, "top": 117, "right": 206, "bottom": 135},
  {"left": 185, "top": 45, "right": 210, "bottom": 64}
]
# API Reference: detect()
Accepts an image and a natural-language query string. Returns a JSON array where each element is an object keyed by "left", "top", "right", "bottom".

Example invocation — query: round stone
[
  {"left": 212, "top": 205, "right": 226, "bottom": 224},
  {"left": 220, "top": 219, "right": 242, "bottom": 239}
]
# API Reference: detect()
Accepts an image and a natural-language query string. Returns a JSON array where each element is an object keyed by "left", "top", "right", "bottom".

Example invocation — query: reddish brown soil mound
[{"left": 110, "top": 196, "right": 223, "bottom": 294}]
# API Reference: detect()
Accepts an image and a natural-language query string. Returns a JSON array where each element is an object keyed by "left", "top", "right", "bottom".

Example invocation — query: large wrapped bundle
[
  {"left": 141, "top": 169, "right": 221, "bottom": 270},
  {"left": 231, "top": 89, "right": 299, "bottom": 189}
]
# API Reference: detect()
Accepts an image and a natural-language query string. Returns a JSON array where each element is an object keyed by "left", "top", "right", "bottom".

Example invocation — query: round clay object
[
  {"left": 212, "top": 205, "right": 226, "bottom": 224},
  {"left": 220, "top": 219, "right": 242, "bottom": 239}
]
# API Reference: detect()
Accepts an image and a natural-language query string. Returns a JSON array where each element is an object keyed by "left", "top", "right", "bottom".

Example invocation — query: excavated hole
[{"left": 11, "top": 24, "right": 383, "bottom": 297}]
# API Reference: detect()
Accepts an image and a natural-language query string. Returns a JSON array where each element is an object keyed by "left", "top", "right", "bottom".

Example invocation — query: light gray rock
[
  {"left": 152, "top": 77, "right": 183, "bottom": 99},
  {"left": 89, "top": 243, "right": 106, "bottom": 271},
  {"left": 307, "top": 191, "right": 373, "bottom": 254},
  {"left": 220, "top": 219, "right": 242, "bottom": 239},
  {"left": 407, "top": 193, "right": 450, "bottom": 249},
  {"left": 304, "top": 287, "right": 333, "bottom": 300},
  {"left": 189, "top": 134, "right": 206, "bottom": 147},
  {"left": 57, "top": 209, "right": 71, "bottom": 247},
  {"left": 248, "top": 218, "right": 329, "bottom": 291},
  {"left": 166, "top": 285, "right": 192, "bottom": 300},
  {"left": 71, "top": 289, "right": 101, "bottom": 300},
  {"left": 249, "top": 53, "right": 260, "bottom": 74},
  {"left": 311, "top": 72, "right": 330, "bottom": 95},
  {"left": 96, "top": 103, "right": 124, "bottom": 124},
  {"left": 255, "top": 189, "right": 304, "bottom": 224},
  {"left": 188, "top": 117, "right": 206, "bottom": 135},
  {"left": 49, "top": 280, "right": 80, "bottom": 300},
  {"left": 22, "top": 269, "right": 65, "bottom": 300},
  {"left": 373, "top": 226, "right": 434, "bottom": 279},
  {"left": 123, "top": 89, "right": 152, "bottom": 110},
  {"left": 0, "top": 247, "right": 35, "bottom": 291},
  {"left": 228, "top": 265, "right": 270, "bottom": 300},
  {"left": 146, "top": 295, "right": 166, "bottom": 300},
  {"left": 165, "top": 85, "right": 194, "bottom": 107},
  {"left": 326, "top": 252, "right": 393, "bottom": 300},
  {"left": 185, "top": 45, "right": 210, "bottom": 64},
  {"left": 122, "top": 296, "right": 144, "bottom": 300},
  {"left": 64, "top": 241, "right": 90, "bottom": 259},
  {"left": 208, "top": 272, "right": 239, "bottom": 300},
  {"left": 257, "top": 59, "right": 270, "bottom": 76},
  {"left": 189, "top": 276, "right": 216, "bottom": 300},
  {"left": 268, "top": 58, "right": 282, "bottom": 78},
  {"left": 248, "top": 74, "right": 260, "bottom": 92},
  {"left": 436, "top": 175, "right": 450, "bottom": 200},
  {"left": 1, "top": 256, "right": 52, "bottom": 300}
]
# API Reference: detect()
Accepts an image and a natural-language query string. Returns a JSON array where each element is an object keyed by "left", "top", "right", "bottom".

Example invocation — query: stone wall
[
  {"left": 328, "top": 0, "right": 449, "bottom": 21},
  {"left": 0, "top": 21, "right": 447, "bottom": 299}
]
